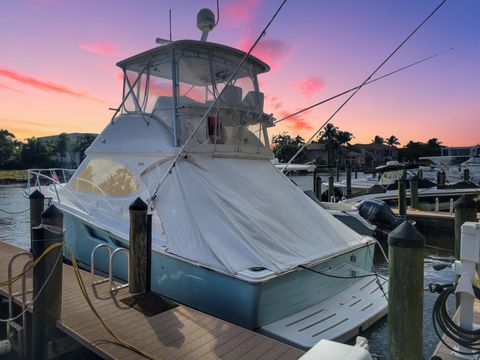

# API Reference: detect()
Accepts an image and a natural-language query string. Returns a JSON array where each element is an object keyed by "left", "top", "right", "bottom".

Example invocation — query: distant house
[
  {"left": 305, "top": 142, "right": 398, "bottom": 168},
  {"left": 38, "top": 132, "right": 98, "bottom": 169},
  {"left": 350, "top": 143, "right": 398, "bottom": 168},
  {"left": 441, "top": 144, "right": 480, "bottom": 160},
  {"left": 305, "top": 143, "right": 328, "bottom": 164}
]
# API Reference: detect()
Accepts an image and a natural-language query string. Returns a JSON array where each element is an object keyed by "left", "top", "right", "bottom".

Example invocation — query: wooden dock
[
  {"left": 0, "top": 241, "right": 304, "bottom": 360},
  {"left": 431, "top": 300, "right": 480, "bottom": 359}
]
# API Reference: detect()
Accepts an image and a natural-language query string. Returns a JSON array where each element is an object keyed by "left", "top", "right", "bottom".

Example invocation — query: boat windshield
[{"left": 119, "top": 43, "right": 272, "bottom": 149}]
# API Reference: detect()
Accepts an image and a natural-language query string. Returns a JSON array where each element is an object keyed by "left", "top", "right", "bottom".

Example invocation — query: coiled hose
[{"left": 432, "top": 283, "right": 480, "bottom": 355}]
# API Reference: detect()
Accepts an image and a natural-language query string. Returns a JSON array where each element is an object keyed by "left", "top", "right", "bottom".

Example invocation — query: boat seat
[
  {"left": 218, "top": 85, "right": 243, "bottom": 108},
  {"left": 243, "top": 91, "right": 264, "bottom": 112},
  {"left": 153, "top": 96, "right": 173, "bottom": 111}
]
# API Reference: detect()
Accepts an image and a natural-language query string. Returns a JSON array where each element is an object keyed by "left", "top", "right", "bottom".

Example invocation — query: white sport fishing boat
[{"left": 26, "top": 9, "right": 387, "bottom": 349}]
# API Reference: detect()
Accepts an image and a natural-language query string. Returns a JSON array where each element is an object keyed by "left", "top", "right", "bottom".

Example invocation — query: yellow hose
[{"left": 1, "top": 242, "right": 160, "bottom": 359}]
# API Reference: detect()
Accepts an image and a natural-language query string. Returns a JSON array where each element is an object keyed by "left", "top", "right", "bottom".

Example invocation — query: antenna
[
  {"left": 197, "top": 8, "right": 216, "bottom": 41},
  {"left": 169, "top": 9, "right": 172, "bottom": 42}
]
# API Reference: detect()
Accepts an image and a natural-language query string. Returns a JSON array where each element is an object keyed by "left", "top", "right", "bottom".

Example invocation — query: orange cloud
[
  {"left": 292, "top": 76, "right": 325, "bottom": 97},
  {"left": 0, "top": 66, "right": 104, "bottom": 102},
  {"left": 279, "top": 109, "right": 314, "bottom": 132},
  {"left": 80, "top": 41, "right": 120, "bottom": 57}
]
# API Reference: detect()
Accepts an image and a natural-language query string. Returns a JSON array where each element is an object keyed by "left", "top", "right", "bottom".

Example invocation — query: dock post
[
  {"left": 436, "top": 171, "right": 441, "bottom": 186},
  {"left": 314, "top": 175, "right": 322, "bottom": 200},
  {"left": 328, "top": 176, "right": 334, "bottom": 202},
  {"left": 354, "top": 164, "right": 358, "bottom": 179},
  {"left": 410, "top": 177, "right": 419, "bottom": 209},
  {"left": 397, "top": 179, "right": 407, "bottom": 216},
  {"left": 417, "top": 168, "right": 423, "bottom": 179},
  {"left": 346, "top": 165, "right": 352, "bottom": 196},
  {"left": 464, "top": 168, "right": 470, "bottom": 181},
  {"left": 441, "top": 170, "right": 446, "bottom": 186},
  {"left": 32, "top": 205, "right": 63, "bottom": 360},
  {"left": 129, "top": 198, "right": 149, "bottom": 294},
  {"left": 454, "top": 195, "right": 477, "bottom": 265},
  {"left": 388, "top": 221, "right": 425, "bottom": 360},
  {"left": 29, "top": 190, "right": 44, "bottom": 251}
]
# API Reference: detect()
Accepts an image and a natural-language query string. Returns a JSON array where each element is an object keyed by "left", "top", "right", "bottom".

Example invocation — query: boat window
[{"left": 69, "top": 159, "right": 139, "bottom": 196}]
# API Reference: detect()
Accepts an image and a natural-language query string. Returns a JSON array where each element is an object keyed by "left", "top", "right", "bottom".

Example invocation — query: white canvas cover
[{"left": 143, "top": 155, "right": 367, "bottom": 275}]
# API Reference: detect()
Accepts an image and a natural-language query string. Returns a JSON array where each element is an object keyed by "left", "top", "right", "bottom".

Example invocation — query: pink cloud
[
  {"left": 0, "top": 82, "right": 24, "bottom": 93},
  {"left": 0, "top": 66, "right": 104, "bottom": 102},
  {"left": 265, "top": 95, "right": 283, "bottom": 111},
  {"left": 239, "top": 38, "right": 290, "bottom": 69},
  {"left": 292, "top": 76, "right": 325, "bottom": 97},
  {"left": 279, "top": 109, "right": 314, "bottom": 132},
  {"left": 80, "top": 41, "right": 120, "bottom": 57},
  {"left": 224, "top": 0, "right": 263, "bottom": 25}
]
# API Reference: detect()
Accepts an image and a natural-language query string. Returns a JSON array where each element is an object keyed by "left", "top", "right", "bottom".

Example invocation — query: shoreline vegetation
[{"left": 0, "top": 170, "right": 28, "bottom": 185}]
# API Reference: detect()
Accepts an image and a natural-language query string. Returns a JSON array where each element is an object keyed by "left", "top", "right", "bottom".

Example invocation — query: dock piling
[
  {"left": 410, "top": 177, "right": 419, "bottom": 210},
  {"left": 454, "top": 195, "right": 477, "bottom": 266},
  {"left": 388, "top": 221, "right": 425, "bottom": 360},
  {"left": 436, "top": 171, "right": 441, "bottom": 186},
  {"left": 417, "top": 168, "right": 423, "bottom": 179},
  {"left": 129, "top": 198, "right": 149, "bottom": 294},
  {"left": 314, "top": 175, "right": 322, "bottom": 200},
  {"left": 354, "top": 164, "right": 358, "bottom": 179},
  {"left": 328, "top": 176, "right": 334, "bottom": 202},
  {"left": 346, "top": 166, "right": 352, "bottom": 196},
  {"left": 464, "top": 168, "right": 470, "bottom": 181},
  {"left": 29, "top": 190, "right": 44, "bottom": 252},
  {"left": 397, "top": 179, "right": 407, "bottom": 216},
  {"left": 32, "top": 205, "right": 63, "bottom": 360}
]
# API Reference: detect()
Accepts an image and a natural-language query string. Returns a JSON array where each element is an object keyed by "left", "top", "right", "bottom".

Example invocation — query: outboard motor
[
  {"left": 320, "top": 187, "right": 344, "bottom": 202},
  {"left": 358, "top": 199, "right": 406, "bottom": 232}
]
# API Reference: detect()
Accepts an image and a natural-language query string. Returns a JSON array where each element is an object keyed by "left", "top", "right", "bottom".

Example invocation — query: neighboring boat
[
  {"left": 461, "top": 156, "right": 480, "bottom": 176},
  {"left": 26, "top": 12, "right": 388, "bottom": 349},
  {"left": 272, "top": 158, "right": 317, "bottom": 174}
]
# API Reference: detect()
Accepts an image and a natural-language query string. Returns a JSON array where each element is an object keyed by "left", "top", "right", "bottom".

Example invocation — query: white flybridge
[{"left": 26, "top": 11, "right": 387, "bottom": 349}]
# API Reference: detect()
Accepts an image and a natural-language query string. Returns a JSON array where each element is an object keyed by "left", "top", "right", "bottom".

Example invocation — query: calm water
[{"left": 0, "top": 185, "right": 456, "bottom": 358}]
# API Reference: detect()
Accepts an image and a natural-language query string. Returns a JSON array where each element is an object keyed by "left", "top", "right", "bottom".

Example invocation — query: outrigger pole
[{"left": 282, "top": 0, "right": 448, "bottom": 173}]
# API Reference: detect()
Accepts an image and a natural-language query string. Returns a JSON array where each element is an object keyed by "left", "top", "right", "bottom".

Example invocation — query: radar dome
[{"left": 197, "top": 8, "right": 216, "bottom": 41}]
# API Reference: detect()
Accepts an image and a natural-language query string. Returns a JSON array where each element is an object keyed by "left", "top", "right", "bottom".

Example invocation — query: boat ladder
[
  {"left": 6, "top": 251, "right": 33, "bottom": 356},
  {"left": 90, "top": 244, "right": 129, "bottom": 292}
]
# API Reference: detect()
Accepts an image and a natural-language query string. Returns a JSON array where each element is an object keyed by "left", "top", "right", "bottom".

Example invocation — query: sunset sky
[{"left": 1, "top": 0, "right": 479, "bottom": 146}]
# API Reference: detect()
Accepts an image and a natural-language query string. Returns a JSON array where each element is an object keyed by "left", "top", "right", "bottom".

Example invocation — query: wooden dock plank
[{"left": 0, "top": 241, "right": 304, "bottom": 360}]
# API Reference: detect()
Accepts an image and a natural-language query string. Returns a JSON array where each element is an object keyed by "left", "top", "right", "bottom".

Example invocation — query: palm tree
[
  {"left": 319, "top": 123, "right": 339, "bottom": 166},
  {"left": 385, "top": 135, "right": 400, "bottom": 147},
  {"left": 372, "top": 135, "right": 384, "bottom": 144}
]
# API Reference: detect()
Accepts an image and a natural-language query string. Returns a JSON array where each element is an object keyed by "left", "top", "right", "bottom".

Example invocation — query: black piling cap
[
  {"left": 129, "top": 197, "right": 148, "bottom": 211},
  {"left": 29, "top": 189, "right": 44, "bottom": 199},
  {"left": 454, "top": 195, "right": 477, "bottom": 209},
  {"left": 388, "top": 220, "right": 425, "bottom": 248},
  {"left": 41, "top": 204, "right": 63, "bottom": 219}
]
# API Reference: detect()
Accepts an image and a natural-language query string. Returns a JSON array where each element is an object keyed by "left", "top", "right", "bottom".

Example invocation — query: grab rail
[
  {"left": 7, "top": 252, "right": 33, "bottom": 355},
  {"left": 109, "top": 248, "right": 129, "bottom": 292},
  {"left": 90, "top": 244, "right": 112, "bottom": 285},
  {"left": 27, "top": 170, "right": 90, "bottom": 214},
  {"left": 89, "top": 245, "right": 129, "bottom": 293}
]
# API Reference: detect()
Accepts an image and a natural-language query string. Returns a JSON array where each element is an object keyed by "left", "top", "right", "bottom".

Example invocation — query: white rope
[{"left": 32, "top": 223, "right": 65, "bottom": 235}]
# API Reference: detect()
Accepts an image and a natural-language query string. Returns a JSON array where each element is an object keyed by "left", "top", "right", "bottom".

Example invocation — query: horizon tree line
[
  {"left": 272, "top": 123, "right": 444, "bottom": 165},
  {"left": 0, "top": 129, "right": 97, "bottom": 169}
]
